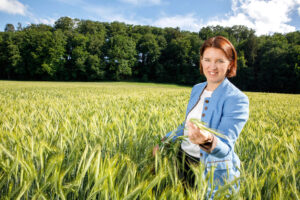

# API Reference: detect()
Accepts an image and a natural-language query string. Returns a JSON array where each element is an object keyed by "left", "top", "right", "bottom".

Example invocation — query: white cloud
[
  {"left": 83, "top": 5, "right": 142, "bottom": 25},
  {"left": 55, "top": 0, "right": 83, "bottom": 6},
  {"left": 120, "top": 0, "right": 161, "bottom": 6},
  {"left": 0, "top": 0, "right": 28, "bottom": 15},
  {"left": 84, "top": 5, "right": 204, "bottom": 32},
  {"left": 33, "top": 17, "right": 57, "bottom": 26},
  {"left": 231, "top": 0, "right": 239, "bottom": 13},
  {"left": 206, "top": 0, "right": 300, "bottom": 35},
  {"left": 207, "top": 13, "right": 255, "bottom": 29},
  {"left": 153, "top": 14, "right": 204, "bottom": 32},
  {"left": 56, "top": 0, "right": 299, "bottom": 35},
  {"left": 106, "top": 15, "right": 141, "bottom": 25},
  {"left": 241, "top": 0, "right": 293, "bottom": 23}
]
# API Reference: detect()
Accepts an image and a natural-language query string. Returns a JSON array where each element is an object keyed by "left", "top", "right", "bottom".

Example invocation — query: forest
[{"left": 0, "top": 17, "right": 299, "bottom": 93}]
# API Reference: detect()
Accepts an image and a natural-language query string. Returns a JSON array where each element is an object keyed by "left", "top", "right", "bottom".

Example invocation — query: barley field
[{"left": 0, "top": 81, "right": 299, "bottom": 199}]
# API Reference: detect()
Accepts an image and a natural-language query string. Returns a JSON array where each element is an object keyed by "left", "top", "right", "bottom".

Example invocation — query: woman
[{"left": 154, "top": 36, "right": 249, "bottom": 198}]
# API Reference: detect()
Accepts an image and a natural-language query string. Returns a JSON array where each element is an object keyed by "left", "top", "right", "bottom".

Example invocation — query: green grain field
[{"left": 0, "top": 81, "right": 299, "bottom": 199}]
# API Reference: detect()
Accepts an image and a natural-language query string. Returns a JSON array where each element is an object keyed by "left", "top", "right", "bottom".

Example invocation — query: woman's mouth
[{"left": 208, "top": 71, "right": 217, "bottom": 75}]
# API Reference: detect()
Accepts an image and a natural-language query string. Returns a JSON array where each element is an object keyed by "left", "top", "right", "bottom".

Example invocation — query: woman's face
[{"left": 201, "top": 47, "right": 231, "bottom": 88}]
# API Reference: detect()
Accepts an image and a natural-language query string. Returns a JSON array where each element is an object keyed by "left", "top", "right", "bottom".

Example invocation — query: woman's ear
[
  {"left": 226, "top": 62, "right": 233, "bottom": 75},
  {"left": 228, "top": 61, "right": 234, "bottom": 70}
]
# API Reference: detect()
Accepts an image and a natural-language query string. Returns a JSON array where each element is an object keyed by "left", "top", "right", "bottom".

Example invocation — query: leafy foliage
[{"left": 0, "top": 18, "right": 300, "bottom": 93}]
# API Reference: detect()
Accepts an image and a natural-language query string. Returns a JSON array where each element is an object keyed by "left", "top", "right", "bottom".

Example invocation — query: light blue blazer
[{"left": 165, "top": 78, "right": 249, "bottom": 195}]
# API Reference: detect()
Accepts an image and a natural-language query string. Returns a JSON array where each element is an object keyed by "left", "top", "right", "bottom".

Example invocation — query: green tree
[
  {"left": 286, "top": 44, "right": 300, "bottom": 92},
  {"left": 199, "top": 26, "right": 214, "bottom": 41},
  {"left": 86, "top": 33, "right": 106, "bottom": 56},
  {"left": 161, "top": 34, "right": 192, "bottom": 84},
  {"left": 255, "top": 34, "right": 291, "bottom": 92},
  {"left": 54, "top": 17, "right": 75, "bottom": 31},
  {"left": 0, "top": 18, "right": 299, "bottom": 92},
  {"left": 285, "top": 31, "right": 300, "bottom": 45},
  {"left": 19, "top": 29, "right": 66, "bottom": 80},
  {"left": 106, "top": 35, "right": 136, "bottom": 80},
  {"left": 199, "top": 26, "right": 230, "bottom": 41},
  {"left": 77, "top": 20, "right": 106, "bottom": 35},
  {"left": 232, "top": 51, "right": 254, "bottom": 90},
  {"left": 23, "top": 24, "right": 53, "bottom": 32},
  {"left": 50, "top": 30, "right": 67, "bottom": 80},
  {"left": 136, "top": 33, "right": 161, "bottom": 81},
  {"left": 186, "top": 32, "right": 203, "bottom": 84},
  {"left": 4, "top": 24, "right": 15, "bottom": 32},
  {"left": 65, "top": 33, "right": 89, "bottom": 80},
  {"left": 0, "top": 32, "right": 22, "bottom": 79},
  {"left": 86, "top": 54, "right": 105, "bottom": 80},
  {"left": 106, "top": 21, "right": 128, "bottom": 38},
  {"left": 163, "top": 27, "right": 181, "bottom": 43},
  {"left": 235, "top": 32, "right": 257, "bottom": 90},
  {"left": 17, "top": 22, "right": 22, "bottom": 31}
]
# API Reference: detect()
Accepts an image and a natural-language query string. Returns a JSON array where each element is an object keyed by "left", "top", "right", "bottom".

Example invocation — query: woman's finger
[
  {"left": 152, "top": 145, "right": 159, "bottom": 156},
  {"left": 188, "top": 121, "right": 197, "bottom": 130}
]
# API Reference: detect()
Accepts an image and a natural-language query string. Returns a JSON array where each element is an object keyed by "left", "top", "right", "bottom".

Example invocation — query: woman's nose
[{"left": 208, "top": 62, "right": 217, "bottom": 69}]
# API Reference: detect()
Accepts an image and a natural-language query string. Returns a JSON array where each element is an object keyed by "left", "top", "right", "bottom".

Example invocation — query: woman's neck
[{"left": 205, "top": 81, "right": 222, "bottom": 92}]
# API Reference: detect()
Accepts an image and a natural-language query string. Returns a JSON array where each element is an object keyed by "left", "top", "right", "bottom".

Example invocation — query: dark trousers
[{"left": 177, "top": 147, "right": 200, "bottom": 188}]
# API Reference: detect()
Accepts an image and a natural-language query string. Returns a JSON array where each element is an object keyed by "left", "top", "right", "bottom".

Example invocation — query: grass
[{"left": 0, "top": 81, "right": 299, "bottom": 199}]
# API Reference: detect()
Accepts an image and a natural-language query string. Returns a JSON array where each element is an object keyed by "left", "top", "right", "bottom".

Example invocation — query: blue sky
[{"left": 0, "top": 0, "right": 299, "bottom": 35}]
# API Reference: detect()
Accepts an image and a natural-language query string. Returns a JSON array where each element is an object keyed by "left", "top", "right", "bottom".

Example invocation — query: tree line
[{"left": 1, "top": 17, "right": 299, "bottom": 93}]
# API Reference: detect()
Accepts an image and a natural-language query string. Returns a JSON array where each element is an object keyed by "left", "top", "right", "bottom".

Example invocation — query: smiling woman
[
  {"left": 200, "top": 36, "right": 237, "bottom": 91},
  {"left": 154, "top": 36, "right": 249, "bottom": 199}
]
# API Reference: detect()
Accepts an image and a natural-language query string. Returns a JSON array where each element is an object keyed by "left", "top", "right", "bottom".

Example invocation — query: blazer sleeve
[
  {"left": 164, "top": 122, "right": 185, "bottom": 142},
  {"left": 210, "top": 93, "right": 249, "bottom": 158},
  {"left": 164, "top": 84, "right": 198, "bottom": 141}
]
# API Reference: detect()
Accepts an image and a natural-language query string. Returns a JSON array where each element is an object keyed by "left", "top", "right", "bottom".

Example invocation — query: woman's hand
[
  {"left": 152, "top": 145, "right": 159, "bottom": 156},
  {"left": 187, "top": 121, "right": 212, "bottom": 145}
]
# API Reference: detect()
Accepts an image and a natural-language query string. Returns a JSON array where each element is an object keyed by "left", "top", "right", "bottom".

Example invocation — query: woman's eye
[{"left": 217, "top": 60, "right": 225, "bottom": 63}]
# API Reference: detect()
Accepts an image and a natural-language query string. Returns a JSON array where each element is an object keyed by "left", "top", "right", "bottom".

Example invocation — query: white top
[{"left": 181, "top": 89, "right": 213, "bottom": 158}]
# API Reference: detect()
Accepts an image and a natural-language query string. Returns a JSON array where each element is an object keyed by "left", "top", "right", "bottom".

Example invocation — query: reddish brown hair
[{"left": 199, "top": 36, "right": 237, "bottom": 78}]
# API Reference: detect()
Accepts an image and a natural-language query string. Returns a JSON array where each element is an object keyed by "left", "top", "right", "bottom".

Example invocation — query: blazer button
[
  {"left": 204, "top": 106, "right": 208, "bottom": 110},
  {"left": 205, "top": 100, "right": 209, "bottom": 103},
  {"left": 202, "top": 113, "right": 205, "bottom": 117},
  {"left": 200, "top": 153, "right": 203, "bottom": 157}
]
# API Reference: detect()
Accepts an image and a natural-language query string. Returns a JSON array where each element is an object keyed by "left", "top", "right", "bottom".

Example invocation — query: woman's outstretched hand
[
  {"left": 187, "top": 121, "right": 212, "bottom": 145},
  {"left": 152, "top": 144, "right": 159, "bottom": 156}
]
